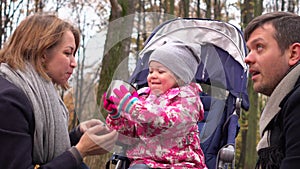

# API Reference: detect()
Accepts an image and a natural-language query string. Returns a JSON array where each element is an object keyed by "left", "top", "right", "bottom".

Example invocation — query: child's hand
[
  {"left": 111, "top": 85, "right": 138, "bottom": 114},
  {"left": 102, "top": 93, "right": 118, "bottom": 118}
]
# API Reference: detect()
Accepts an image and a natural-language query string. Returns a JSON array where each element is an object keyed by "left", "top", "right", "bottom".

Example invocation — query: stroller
[{"left": 106, "top": 18, "right": 249, "bottom": 169}]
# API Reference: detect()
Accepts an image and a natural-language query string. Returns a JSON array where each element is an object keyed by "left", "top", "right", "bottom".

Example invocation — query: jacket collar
[{"left": 257, "top": 63, "right": 300, "bottom": 150}]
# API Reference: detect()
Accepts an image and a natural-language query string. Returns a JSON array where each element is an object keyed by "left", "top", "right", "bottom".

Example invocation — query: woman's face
[
  {"left": 44, "top": 30, "right": 77, "bottom": 86},
  {"left": 147, "top": 61, "right": 177, "bottom": 95}
]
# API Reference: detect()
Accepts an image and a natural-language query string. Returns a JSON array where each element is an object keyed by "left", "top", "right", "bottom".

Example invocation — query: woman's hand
[
  {"left": 78, "top": 119, "right": 104, "bottom": 133},
  {"left": 75, "top": 120, "right": 118, "bottom": 157}
]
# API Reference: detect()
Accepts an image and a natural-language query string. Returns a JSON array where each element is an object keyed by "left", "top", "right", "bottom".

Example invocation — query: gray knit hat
[{"left": 149, "top": 42, "right": 201, "bottom": 85}]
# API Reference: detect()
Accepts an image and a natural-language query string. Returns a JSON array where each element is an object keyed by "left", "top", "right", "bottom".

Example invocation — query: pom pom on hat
[{"left": 149, "top": 42, "right": 201, "bottom": 84}]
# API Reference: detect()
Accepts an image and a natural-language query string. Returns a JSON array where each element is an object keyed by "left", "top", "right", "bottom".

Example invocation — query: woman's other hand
[{"left": 75, "top": 120, "right": 118, "bottom": 157}]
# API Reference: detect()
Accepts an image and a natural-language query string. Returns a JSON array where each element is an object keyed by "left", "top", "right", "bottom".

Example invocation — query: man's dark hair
[{"left": 244, "top": 11, "right": 300, "bottom": 54}]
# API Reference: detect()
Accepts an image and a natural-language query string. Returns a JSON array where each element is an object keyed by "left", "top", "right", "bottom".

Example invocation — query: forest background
[{"left": 1, "top": 0, "right": 299, "bottom": 169}]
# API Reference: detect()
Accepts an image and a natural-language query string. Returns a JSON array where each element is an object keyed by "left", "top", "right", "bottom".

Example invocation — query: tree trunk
[
  {"left": 196, "top": 0, "right": 201, "bottom": 17},
  {"left": 213, "top": 0, "right": 221, "bottom": 20},
  {"left": 288, "top": 0, "right": 295, "bottom": 12},
  {"left": 281, "top": 0, "right": 285, "bottom": 11},
  {"left": 183, "top": 0, "right": 190, "bottom": 17},
  {"left": 244, "top": 79, "right": 258, "bottom": 169},
  {"left": 85, "top": 0, "right": 136, "bottom": 168},
  {"left": 205, "top": 0, "right": 211, "bottom": 18},
  {"left": 236, "top": 128, "right": 247, "bottom": 169},
  {"left": 239, "top": 0, "right": 262, "bottom": 168},
  {"left": 170, "top": 0, "right": 175, "bottom": 15}
]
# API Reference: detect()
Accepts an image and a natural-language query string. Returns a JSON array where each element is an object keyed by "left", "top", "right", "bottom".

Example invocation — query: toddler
[{"left": 104, "top": 42, "right": 207, "bottom": 169}]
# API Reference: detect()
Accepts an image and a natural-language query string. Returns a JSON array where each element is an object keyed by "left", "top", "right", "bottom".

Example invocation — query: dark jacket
[
  {"left": 257, "top": 76, "right": 300, "bottom": 169},
  {"left": 0, "top": 75, "right": 83, "bottom": 169},
  {"left": 278, "top": 76, "right": 300, "bottom": 168}
]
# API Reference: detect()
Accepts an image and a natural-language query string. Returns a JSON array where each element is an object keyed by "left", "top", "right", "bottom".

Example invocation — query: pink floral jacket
[{"left": 106, "top": 83, "right": 207, "bottom": 169}]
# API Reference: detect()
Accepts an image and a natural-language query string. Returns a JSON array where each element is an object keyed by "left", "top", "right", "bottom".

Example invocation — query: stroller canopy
[{"left": 129, "top": 18, "right": 249, "bottom": 110}]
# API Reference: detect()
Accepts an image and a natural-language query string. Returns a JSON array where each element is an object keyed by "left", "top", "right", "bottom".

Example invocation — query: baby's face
[{"left": 147, "top": 61, "right": 177, "bottom": 95}]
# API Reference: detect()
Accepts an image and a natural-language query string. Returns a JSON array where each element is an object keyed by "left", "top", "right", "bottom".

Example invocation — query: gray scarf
[
  {"left": 0, "top": 63, "right": 70, "bottom": 164},
  {"left": 257, "top": 63, "right": 300, "bottom": 151}
]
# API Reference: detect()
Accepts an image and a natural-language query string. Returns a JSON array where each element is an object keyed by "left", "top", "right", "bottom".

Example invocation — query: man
[{"left": 244, "top": 11, "right": 300, "bottom": 168}]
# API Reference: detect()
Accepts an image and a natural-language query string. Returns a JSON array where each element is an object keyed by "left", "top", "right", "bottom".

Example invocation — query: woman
[{"left": 0, "top": 13, "right": 118, "bottom": 169}]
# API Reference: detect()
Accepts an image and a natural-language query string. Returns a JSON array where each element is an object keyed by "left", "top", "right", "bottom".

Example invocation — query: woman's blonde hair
[{"left": 0, "top": 13, "right": 80, "bottom": 87}]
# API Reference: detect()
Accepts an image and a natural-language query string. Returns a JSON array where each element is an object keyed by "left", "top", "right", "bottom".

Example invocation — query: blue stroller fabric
[{"left": 196, "top": 45, "right": 248, "bottom": 167}]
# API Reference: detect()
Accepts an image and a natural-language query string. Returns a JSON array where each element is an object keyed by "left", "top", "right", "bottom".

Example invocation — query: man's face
[{"left": 245, "top": 23, "right": 290, "bottom": 96}]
